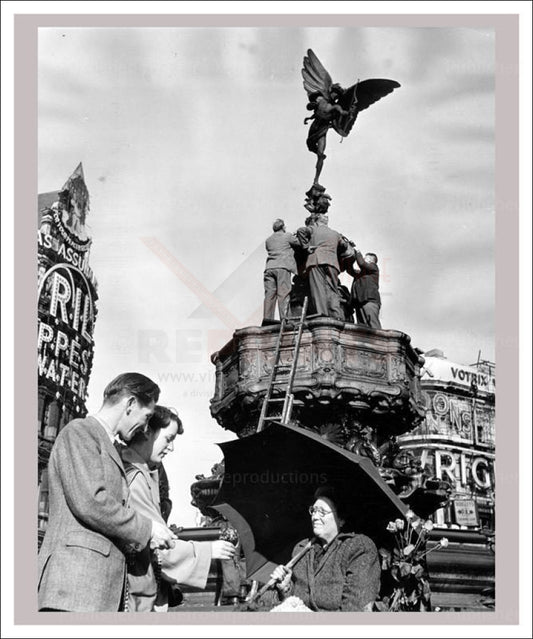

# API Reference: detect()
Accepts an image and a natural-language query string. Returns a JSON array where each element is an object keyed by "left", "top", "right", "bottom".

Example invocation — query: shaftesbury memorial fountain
[{"left": 190, "top": 50, "right": 453, "bottom": 610}]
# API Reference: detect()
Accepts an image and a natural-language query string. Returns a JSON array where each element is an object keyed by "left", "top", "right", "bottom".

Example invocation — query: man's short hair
[
  {"left": 103, "top": 372, "right": 160, "bottom": 407},
  {"left": 365, "top": 252, "right": 378, "bottom": 264},
  {"left": 272, "top": 219, "right": 285, "bottom": 232}
]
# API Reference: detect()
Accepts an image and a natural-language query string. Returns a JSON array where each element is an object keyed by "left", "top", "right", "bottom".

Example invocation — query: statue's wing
[
  {"left": 333, "top": 79, "right": 401, "bottom": 137},
  {"left": 354, "top": 78, "right": 401, "bottom": 111},
  {"left": 302, "top": 49, "right": 332, "bottom": 98}
]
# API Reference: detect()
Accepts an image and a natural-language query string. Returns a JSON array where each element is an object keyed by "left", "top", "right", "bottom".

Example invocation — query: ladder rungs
[{"left": 257, "top": 297, "right": 309, "bottom": 433}]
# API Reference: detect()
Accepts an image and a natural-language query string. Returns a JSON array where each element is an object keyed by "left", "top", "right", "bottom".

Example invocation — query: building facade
[
  {"left": 398, "top": 350, "right": 495, "bottom": 532},
  {"left": 37, "top": 164, "right": 98, "bottom": 545},
  {"left": 395, "top": 350, "right": 495, "bottom": 610}
]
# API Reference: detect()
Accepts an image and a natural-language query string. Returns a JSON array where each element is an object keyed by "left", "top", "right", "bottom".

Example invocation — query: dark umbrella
[{"left": 212, "top": 422, "right": 407, "bottom": 584}]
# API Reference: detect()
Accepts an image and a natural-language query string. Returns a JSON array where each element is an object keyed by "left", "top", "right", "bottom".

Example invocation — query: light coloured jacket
[
  {"left": 122, "top": 447, "right": 212, "bottom": 612},
  {"left": 265, "top": 230, "right": 299, "bottom": 273},
  {"left": 306, "top": 223, "right": 351, "bottom": 272},
  {"left": 38, "top": 417, "right": 152, "bottom": 612}
]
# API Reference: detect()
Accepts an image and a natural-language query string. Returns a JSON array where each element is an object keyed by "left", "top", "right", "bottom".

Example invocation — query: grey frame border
[{"left": 15, "top": 12, "right": 519, "bottom": 626}]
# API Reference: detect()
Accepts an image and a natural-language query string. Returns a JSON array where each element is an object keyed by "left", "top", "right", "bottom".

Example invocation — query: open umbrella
[{"left": 212, "top": 422, "right": 407, "bottom": 584}]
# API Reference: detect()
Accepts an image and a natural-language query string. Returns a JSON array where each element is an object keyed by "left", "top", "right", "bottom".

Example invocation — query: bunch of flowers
[
  {"left": 376, "top": 510, "right": 449, "bottom": 612},
  {"left": 219, "top": 522, "right": 240, "bottom": 546}
]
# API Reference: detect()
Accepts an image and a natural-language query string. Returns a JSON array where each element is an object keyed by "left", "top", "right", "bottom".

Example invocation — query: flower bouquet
[{"left": 375, "top": 510, "right": 449, "bottom": 612}]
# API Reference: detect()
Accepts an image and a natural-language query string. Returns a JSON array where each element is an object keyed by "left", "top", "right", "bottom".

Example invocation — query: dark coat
[
  {"left": 263, "top": 532, "right": 381, "bottom": 612},
  {"left": 349, "top": 250, "right": 381, "bottom": 306}
]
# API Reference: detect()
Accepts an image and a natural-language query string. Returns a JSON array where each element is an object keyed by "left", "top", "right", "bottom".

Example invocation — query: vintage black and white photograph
[
  {"left": 33, "top": 22, "right": 504, "bottom": 618},
  {"left": 2, "top": 2, "right": 531, "bottom": 634}
]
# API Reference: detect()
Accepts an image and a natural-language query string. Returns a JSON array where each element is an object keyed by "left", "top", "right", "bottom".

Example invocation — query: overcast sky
[{"left": 38, "top": 26, "right": 495, "bottom": 525}]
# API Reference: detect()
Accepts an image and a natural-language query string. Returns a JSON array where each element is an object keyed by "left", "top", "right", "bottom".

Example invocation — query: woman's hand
[
  {"left": 270, "top": 565, "right": 292, "bottom": 592},
  {"left": 211, "top": 540, "right": 236, "bottom": 560}
]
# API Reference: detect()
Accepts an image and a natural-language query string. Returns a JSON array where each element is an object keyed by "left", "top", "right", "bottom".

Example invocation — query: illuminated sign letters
[
  {"left": 38, "top": 264, "right": 95, "bottom": 402},
  {"left": 423, "top": 449, "right": 492, "bottom": 490}
]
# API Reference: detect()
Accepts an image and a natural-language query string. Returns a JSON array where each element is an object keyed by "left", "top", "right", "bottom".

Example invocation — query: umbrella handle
[{"left": 249, "top": 538, "right": 315, "bottom": 603}]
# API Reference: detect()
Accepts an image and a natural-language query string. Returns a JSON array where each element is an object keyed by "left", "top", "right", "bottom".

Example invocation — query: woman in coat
[
  {"left": 265, "top": 486, "right": 381, "bottom": 612},
  {"left": 121, "top": 405, "right": 235, "bottom": 611}
]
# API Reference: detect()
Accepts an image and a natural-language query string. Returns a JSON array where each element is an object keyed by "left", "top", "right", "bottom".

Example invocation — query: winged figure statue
[{"left": 302, "top": 49, "right": 401, "bottom": 184}]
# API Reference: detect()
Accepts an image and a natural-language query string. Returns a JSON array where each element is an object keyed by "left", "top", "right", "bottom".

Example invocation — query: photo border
[{"left": 9, "top": 7, "right": 525, "bottom": 633}]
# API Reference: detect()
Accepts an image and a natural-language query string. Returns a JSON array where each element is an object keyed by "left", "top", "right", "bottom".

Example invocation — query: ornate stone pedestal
[
  {"left": 210, "top": 319, "right": 426, "bottom": 445},
  {"left": 201, "top": 319, "right": 451, "bottom": 515}
]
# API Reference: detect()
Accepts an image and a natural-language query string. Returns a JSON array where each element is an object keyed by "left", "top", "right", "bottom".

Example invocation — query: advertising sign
[
  {"left": 453, "top": 499, "right": 479, "bottom": 526},
  {"left": 38, "top": 262, "right": 96, "bottom": 408},
  {"left": 422, "top": 356, "right": 495, "bottom": 394}
]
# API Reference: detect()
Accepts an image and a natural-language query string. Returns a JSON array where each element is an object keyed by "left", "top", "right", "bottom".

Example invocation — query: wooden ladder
[{"left": 257, "top": 297, "right": 310, "bottom": 432}]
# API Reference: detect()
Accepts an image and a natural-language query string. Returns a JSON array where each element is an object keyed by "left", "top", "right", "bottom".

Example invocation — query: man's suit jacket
[
  {"left": 265, "top": 230, "right": 298, "bottom": 273},
  {"left": 38, "top": 417, "right": 152, "bottom": 612},
  {"left": 306, "top": 224, "right": 349, "bottom": 272},
  {"left": 348, "top": 250, "right": 381, "bottom": 306}
]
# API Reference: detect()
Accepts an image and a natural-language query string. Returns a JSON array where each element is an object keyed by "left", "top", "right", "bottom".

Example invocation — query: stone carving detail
[
  {"left": 239, "top": 351, "right": 259, "bottom": 380},
  {"left": 389, "top": 356, "right": 405, "bottom": 382},
  {"left": 278, "top": 349, "right": 294, "bottom": 367},
  {"left": 315, "top": 345, "right": 336, "bottom": 366},
  {"left": 261, "top": 350, "right": 276, "bottom": 377},
  {"left": 261, "top": 345, "right": 311, "bottom": 377},
  {"left": 221, "top": 363, "right": 238, "bottom": 395},
  {"left": 296, "top": 345, "right": 312, "bottom": 372},
  {"left": 343, "top": 349, "right": 387, "bottom": 378},
  {"left": 345, "top": 423, "right": 381, "bottom": 466}
]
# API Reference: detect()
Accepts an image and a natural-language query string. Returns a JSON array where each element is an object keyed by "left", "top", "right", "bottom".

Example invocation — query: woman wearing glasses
[
  {"left": 266, "top": 485, "right": 381, "bottom": 611},
  {"left": 121, "top": 405, "right": 236, "bottom": 611}
]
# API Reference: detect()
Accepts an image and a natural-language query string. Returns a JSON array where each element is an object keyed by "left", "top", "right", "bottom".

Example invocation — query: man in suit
[
  {"left": 263, "top": 219, "right": 299, "bottom": 323},
  {"left": 347, "top": 250, "right": 382, "bottom": 329},
  {"left": 305, "top": 213, "right": 353, "bottom": 320},
  {"left": 38, "top": 372, "right": 177, "bottom": 612}
]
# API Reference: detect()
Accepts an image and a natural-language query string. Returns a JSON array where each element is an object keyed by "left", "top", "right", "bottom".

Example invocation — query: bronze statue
[
  {"left": 304, "top": 183, "right": 332, "bottom": 217},
  {"left": 302, "top": 49, "right": 401, "bottom": 184}
]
